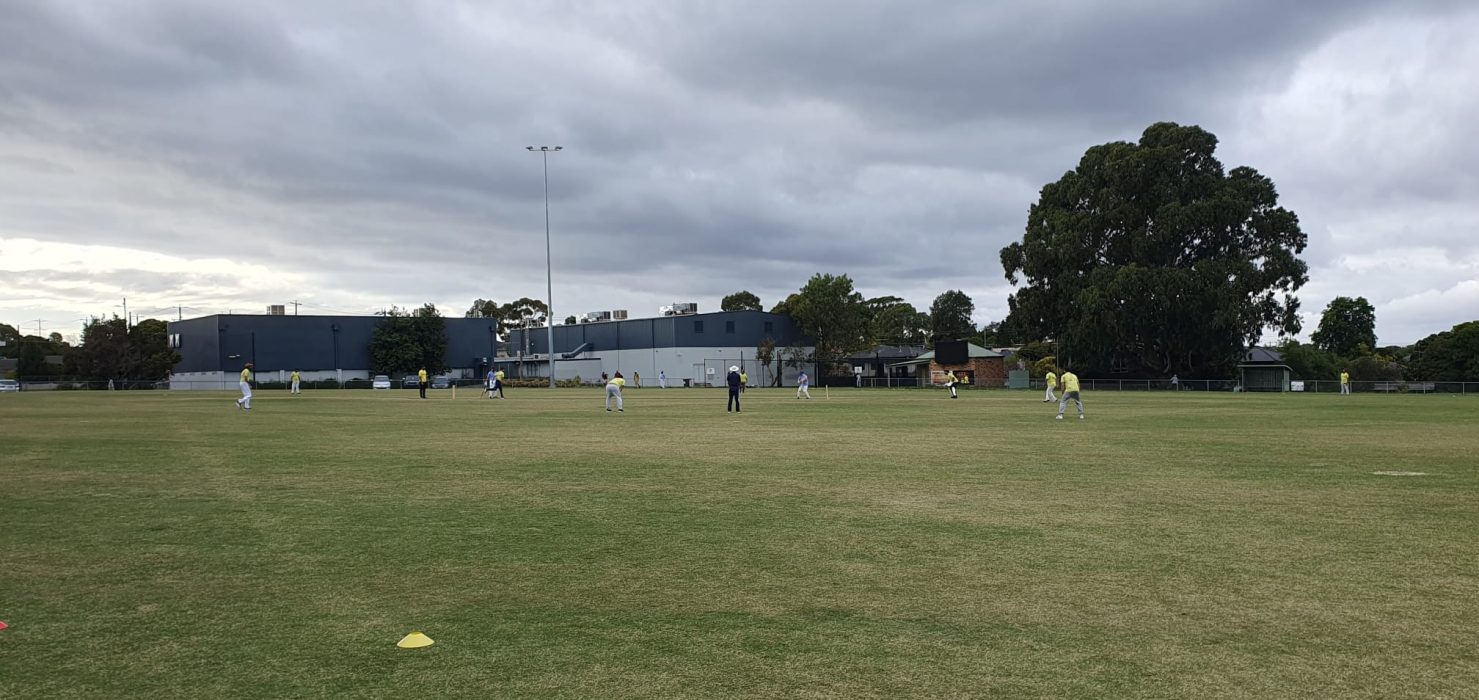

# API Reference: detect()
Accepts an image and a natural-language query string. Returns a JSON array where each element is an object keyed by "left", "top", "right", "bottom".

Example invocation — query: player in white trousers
[
  {"left": 659, "top": 370, "right": 667, "bottom": 388},
  {"left": 235, "top": 363, "right": 254, "bottom": 410},
  {"left": 797, "top": 371, "right": 812, "bottom": 399},
  {"left": 606, "top": 372, "right": 626, "bottom": 412},
  {"left": 945, "top": 370, "right": 960, "bottom": 398},
  {"left": 1044, "top": 370, "right": 1058, "bottom": 402},
  {"left": 290, "top": 369, "right": 301, "bottom": 395}
]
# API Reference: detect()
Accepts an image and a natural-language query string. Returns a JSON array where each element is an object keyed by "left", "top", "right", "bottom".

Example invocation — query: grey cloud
[{"left": 2, "top": 0, "right": 1477, "bottom": 342}]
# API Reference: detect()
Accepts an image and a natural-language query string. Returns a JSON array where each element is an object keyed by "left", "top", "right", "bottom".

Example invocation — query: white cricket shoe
[{"left": 1055, "top": 415, "right": 1063, "bottom": 420}]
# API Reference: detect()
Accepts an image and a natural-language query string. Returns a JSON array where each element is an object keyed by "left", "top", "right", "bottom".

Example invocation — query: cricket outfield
[{"left": 2, "top": 388, "right": 1476, "bottom": 698}]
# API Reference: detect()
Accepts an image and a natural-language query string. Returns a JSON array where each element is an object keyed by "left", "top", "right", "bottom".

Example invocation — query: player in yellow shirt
[
  {"left": 234, "top": 362, "right": 254, "bottom": 410},
  {"left": 739, "top": 370, "right": 748, "bottom": 393},
  {"left": 1340, "top": 370, "right": 1350, "bottom": 395},
  {"left": 1056, "top": 369, "right": 1083, "bottom": 420},
  {"left": 605, "top": 371, "right": 626, "bottom": 412},
  {"left": 418, "top": 367, "right": 429, "bottom": 399},
  {"left": 944, "top": 370, "right": 960, "bottom": 399},
  {"left": 290, "top": 369, "right": 301, "bottom": 395},
  {"left": 1044, "top": 370, "right": 1058, "bottom": 402},
  {"left": 494, "top": 369, "right": 506, "bottom": 398}
]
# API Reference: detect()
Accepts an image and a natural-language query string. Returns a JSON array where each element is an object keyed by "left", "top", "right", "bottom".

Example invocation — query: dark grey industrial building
[{"left": 168, "top": 310, "right": 810, "bottom": 389}]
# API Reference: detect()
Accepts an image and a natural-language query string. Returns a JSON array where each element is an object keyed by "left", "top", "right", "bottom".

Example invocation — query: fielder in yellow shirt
[
  {"left": 418, "top": 367, "right": 429, "bottom": 400},
  {"left": 290, "top": 370, "right": 301, "bottom": 395},
  {"left": 944, "top": 370, "right": 960, "bottom": 399},
  {"left": 1044, "top": 370, "right": 1058, "bottom": 402},
  {"left": 235, "top": 362, "right": 254, "bottom": 410},
  {"left": 606, "top": 371, "right": 626, "bottom": 412},
  {"left": 1056, "top": 369, "right": 1083, "bottom": 420},
  {"left": 1340, "top": 370, "right": 1350, "bottom": 395}
]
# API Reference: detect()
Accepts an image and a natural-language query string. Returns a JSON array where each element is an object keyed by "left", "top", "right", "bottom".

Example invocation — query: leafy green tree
[
  {"left": 0, "top": 322, "right": 21, "bottom": 357},
  {"left": 787, "top": 273, "right": 870, "bottom": 368},
  {"left": 721, "top": 290, "right": 763, "bottom": 312},
  {"left": 563, "top": 315, "right": 578, "bottom": 325},
  {"left": 17, "top": 338, "right": 47, "bottom": 379},
  {"left": 1347, "top": 354, "right": 1403, "bottom": 382},
  {"left": 1411, "top": 321, "right": 1479, "bottom": 381},
  {"left": 929, "top": 290, "right": 976, "bottom": 345},
  {"left": 1276, "top": 339, "right": 1339, "bottom": 380},
  {"left": 466, "top": 299, "right": 500, "bottom": 318},
  {"left": 866, "top": 297, "right": 929, "bottom": 346},
  {"left": 756, "top": 337, "right": 778, "bottom": 386},
  {"left": 976, "top": 321, "right": 1002, "bottom": 348},
  {"left": 74, "top": 317, "right": 132, "bottom": 381},
  {"left": 782, "top": 341, "right": 810, "bottom": 376},
  {"left": 128, "top": 318, "right": 180, "bottom": 380},
  {"left": 370, "top": 305, "right": 448, "bottom": 375},
  {"left": 411, "top": 304, "right": 448, "bottom": 373},
  {"left": 1311, "top": 296, "right": 1377, "bottom": 358},
  {"left": 1000, "top": 122, "right": 1308, "bottom": 376},
  {"left": 769, "top": 293, "right": 800, "bottom": 316},
  {"left": 1014, "top": 341, "right": 1055, "bottom": 364}
]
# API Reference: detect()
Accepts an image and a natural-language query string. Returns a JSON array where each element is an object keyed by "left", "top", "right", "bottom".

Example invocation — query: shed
[
  {"left": 1238, "top": 347, "right": 1292, "bottom": 392},
  {"left": 891, "top": 343, "right": 1007, "bottom": 388}
]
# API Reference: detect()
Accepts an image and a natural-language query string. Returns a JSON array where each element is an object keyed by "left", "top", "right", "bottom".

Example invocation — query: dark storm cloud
[{"left": 2, "top": 0, "right": 1477, "bottom": 344}]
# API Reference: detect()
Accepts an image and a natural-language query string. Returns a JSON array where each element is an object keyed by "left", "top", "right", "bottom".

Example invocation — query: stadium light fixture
[{"left": 527, "top": 145, "right": 562, "bottom": 388}]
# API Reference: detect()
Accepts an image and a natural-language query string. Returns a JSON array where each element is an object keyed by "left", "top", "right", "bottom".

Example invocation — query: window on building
[
  {"left": 694, "top": 320, "right": 704, "bottom": 333},
  {"left": 763, "top": 321, "right": 773, "bottom": 333},
  {"left": 725, "top": 321, "right": 735, "bottom": 334}
]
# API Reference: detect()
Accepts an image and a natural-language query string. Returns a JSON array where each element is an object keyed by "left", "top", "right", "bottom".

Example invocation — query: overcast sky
[{"left": 3, "top": 0, "right": 1477, "bottom": 346}]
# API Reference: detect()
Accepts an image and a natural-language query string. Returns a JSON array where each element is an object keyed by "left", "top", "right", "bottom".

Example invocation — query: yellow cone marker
[{"left": 397, "top": 631, "right": 434, "bottom": 649}]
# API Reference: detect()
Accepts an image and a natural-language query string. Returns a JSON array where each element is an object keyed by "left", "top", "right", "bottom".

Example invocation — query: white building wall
[
  {"left": 577, "top": 347, "right": 813, "bottom": 387},
  {"left": 170, "top": 369, "right": 370, "bottom": 390}
]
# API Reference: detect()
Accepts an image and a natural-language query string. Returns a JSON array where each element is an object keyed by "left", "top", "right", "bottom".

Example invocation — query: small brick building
[{"left": 892, "top": 343, "right": 1007, "bottom": 388}]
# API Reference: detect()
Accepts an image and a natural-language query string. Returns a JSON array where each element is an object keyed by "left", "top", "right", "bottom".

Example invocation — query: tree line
[{"left": 1, "top": 318, "right": 180, "bottom": 383}]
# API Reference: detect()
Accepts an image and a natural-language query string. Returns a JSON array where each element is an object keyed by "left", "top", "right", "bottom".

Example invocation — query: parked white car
[
  {"left": 371, "top": 375, "right": 391, "bottom": 390},
  {"left": 0, "top": 379, "right": 19, "bottom": 392}
]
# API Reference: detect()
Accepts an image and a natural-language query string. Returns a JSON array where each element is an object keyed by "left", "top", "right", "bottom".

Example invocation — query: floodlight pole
[{"left": 527, "top": 145, "right": 562, "bottom": 389}]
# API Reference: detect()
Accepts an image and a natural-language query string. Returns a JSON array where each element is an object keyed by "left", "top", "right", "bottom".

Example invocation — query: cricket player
[
  {"left": 1340, "top": 369, "right": 1350, "bottom": 395},
  {"left": 494, "top": 368, "right": 505, "bottom": 398},
  {"left": 605, "top": 371, "right": 626, "bottom": 412},
  {"left": 235, "top": 362, "right": 253, "bottom": 410},
  {"left": 727, "top": 365, "right": 742, "bottom": 412},
  {"left": 1057, "top": 368, "right": 1084, "bottom": 420},
  {"left": 418, "top": 367, "right": 428, "bottom": 399},
  {"left": 945, "top": 370, "right": 960, "bottom": 399},
  {"left": 739, "top": 370, "right": 748, "bottom": 393},
  {"left": 485, "top": 368, "right": 496, "bottom": 398},
  {"left": 1170, "top": 374, "right": 1180, "bottom": 391},
  {"left": 633, "top": 372, "right": 641, "bottom": 388},
  {"left": 659, "top": 370, "right": 667, "bottom": 389},
  {"left": 290, "top": 369, "right": 301, "bottom": 395},
  {"left": 797, "top": 370, "right": 811, "bottom": 399},
  {"left": 1044, "top": 370, "right": 1058, "bottom": 402}
]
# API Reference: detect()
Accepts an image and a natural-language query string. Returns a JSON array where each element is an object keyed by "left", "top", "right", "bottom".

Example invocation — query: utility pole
[
  {"left": 178, "top": 306, "right": 183, "bottom": 321},
  {"left": 122, "top": 297, "right": 128, "bottom": 328},
  {"left": 291, "top": 300, "right": 300, "bottom": 316}
]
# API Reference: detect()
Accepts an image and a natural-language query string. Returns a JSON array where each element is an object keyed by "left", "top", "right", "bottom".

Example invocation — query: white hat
[{"left": 729, "top": 366, "right": 739, "bottom": 372}]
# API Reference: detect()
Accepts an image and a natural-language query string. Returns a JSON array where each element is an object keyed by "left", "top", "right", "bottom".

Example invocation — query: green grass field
[{"left": 2, "top": 387, "right": 1476, "bottom": 698}]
